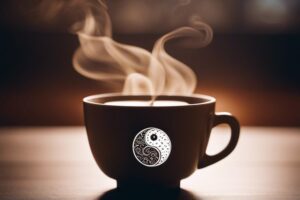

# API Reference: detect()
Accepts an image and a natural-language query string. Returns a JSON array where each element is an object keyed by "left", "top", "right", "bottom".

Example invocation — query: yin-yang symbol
[{"left": 132, "top": 127, "right": 172, "bottom": 167}]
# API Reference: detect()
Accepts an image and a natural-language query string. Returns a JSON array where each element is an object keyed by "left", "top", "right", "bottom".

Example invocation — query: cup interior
[{"left": 83, "top": 93, "right": 215, "bottom": 106}]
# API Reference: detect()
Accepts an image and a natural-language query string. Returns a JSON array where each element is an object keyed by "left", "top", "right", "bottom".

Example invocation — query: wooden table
[{"left": 0, "top": 127, "right": 299, "bottom": 200}]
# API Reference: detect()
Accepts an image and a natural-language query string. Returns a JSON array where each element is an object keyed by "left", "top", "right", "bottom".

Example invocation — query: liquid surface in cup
[{"left": 104, "top": 100, "right": 188, "bottom": 107}]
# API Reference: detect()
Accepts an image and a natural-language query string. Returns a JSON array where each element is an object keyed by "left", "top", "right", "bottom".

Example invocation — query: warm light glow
[{"left": 245, "top": 0, "right": 290, "bottom": 26}]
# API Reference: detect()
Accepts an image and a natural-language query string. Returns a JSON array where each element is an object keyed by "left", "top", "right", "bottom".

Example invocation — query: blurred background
[{"left": 0, "top": 0, "right": 299, "bottom": 126}]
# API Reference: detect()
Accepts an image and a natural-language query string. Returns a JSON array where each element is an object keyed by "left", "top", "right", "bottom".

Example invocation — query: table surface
[{"left": 0, "top": 127, "right": 299, "bottom": 200}]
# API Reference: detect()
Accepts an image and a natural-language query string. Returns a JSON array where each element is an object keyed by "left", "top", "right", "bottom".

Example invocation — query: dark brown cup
[{"left": 83, "top": 93, "right": 240, "bottom": 189}]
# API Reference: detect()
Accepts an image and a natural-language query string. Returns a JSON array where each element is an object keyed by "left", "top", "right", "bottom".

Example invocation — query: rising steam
[{"left": 71, "top": 0, "right": 213, "bottom": 96}]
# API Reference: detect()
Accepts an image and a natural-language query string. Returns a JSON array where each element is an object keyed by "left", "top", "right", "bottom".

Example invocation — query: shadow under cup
[{"left": 83, "top": 93, "right": 240, "bottom": 189}]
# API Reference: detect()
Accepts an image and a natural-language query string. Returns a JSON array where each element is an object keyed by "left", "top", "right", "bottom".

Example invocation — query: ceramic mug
[{"left": 83, "top": 93, "right": 240, "bottom": 188}]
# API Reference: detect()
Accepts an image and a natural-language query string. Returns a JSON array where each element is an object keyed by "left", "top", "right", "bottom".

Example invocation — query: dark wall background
[{"left": 0, "top": 0, "right": 300, "bottom": 126}]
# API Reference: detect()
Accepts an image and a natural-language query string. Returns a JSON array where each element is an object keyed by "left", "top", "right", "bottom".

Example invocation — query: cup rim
[{"left": 83, "top": 93, "right": 216, "bottom": 107}]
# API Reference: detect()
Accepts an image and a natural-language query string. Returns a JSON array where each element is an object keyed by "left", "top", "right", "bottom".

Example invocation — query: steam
[{"left": 71, "top": 0, "right": 213, "bottom": 97}]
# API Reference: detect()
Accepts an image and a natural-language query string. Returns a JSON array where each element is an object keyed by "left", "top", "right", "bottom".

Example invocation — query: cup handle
[{"left": 198, "top": 112, "right": 240, "bottom": 168}]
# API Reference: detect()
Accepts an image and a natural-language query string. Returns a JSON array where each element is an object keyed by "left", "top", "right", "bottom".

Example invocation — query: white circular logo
[{"left": 132, "top": 127, "right": 172, "bottom": 167}]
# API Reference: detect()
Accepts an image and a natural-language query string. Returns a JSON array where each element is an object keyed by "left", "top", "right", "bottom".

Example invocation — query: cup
[{"left": 83, "top": 93, "right": 240, "bottom": 189}]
